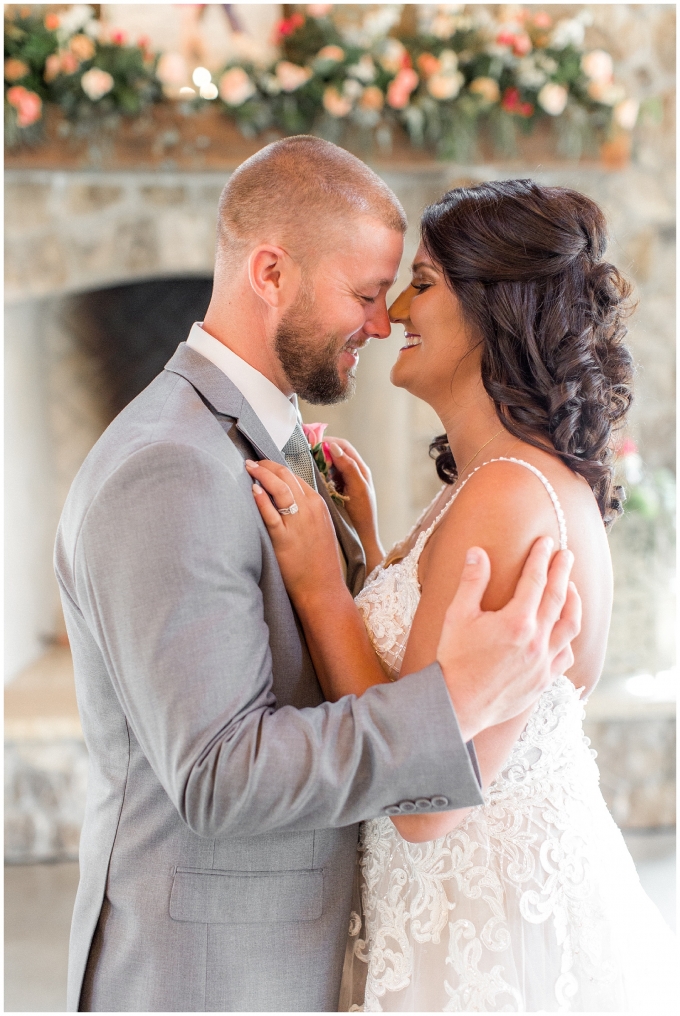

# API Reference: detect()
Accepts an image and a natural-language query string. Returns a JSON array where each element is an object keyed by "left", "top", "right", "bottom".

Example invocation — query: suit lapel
[
  {"left": 314, "top": 462, "right": 366, "bottom": 597},
  {"left": 164, "top": 342, "right": 285, "bottom": 466},
  {"left": 164, "top": 343, "right": 366, "bottom": 594}
]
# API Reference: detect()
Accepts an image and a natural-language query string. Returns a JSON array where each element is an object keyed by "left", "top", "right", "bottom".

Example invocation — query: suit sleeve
[{"left": 74, "top": 442, "right": 483, "bottom": 838}]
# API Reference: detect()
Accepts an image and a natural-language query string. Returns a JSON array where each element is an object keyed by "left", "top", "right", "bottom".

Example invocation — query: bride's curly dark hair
[{"left": 422, "top": 179, "right": 635, "bottom": 527}]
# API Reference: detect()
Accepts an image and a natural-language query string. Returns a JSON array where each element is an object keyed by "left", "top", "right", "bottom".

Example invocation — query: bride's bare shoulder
[{"left": 419, "top": 448, "right": 599, "bottom": 612}]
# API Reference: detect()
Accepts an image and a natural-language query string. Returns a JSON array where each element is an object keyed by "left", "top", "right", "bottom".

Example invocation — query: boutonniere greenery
[{"left": 302, "top": 422, "right": 349, "bottom": 509}]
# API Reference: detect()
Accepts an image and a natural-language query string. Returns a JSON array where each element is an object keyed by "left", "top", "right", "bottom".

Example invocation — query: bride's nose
[{"left": 389, "top": 285, "right": 414, "bottom": 324}]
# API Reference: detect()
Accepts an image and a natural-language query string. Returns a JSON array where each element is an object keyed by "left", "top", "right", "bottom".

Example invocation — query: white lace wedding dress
[{"left": 340, "top": 458, "right": 677, "bottom": 1013}]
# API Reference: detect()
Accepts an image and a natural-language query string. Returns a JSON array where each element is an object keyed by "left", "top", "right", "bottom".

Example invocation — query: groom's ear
[{"left": 248, "top": 244, "right": 302, "bottom": 310}]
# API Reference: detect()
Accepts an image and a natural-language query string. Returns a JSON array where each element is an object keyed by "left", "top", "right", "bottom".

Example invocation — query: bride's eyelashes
[{"left": 411, "top": 282, "right": 432, "bottom": 293}]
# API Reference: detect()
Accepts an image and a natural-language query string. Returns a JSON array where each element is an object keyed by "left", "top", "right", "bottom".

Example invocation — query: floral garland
[
  {"left": 5, "top": 4, "right": 646, "bottom": 160},
  {"left": 4, "top": 4, "right": 160, "bottom": 145},
  {"left": 209, "top": 4, "right": 643, "bottom": 160}
]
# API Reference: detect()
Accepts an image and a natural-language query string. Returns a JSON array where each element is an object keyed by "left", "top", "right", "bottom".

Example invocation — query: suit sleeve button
[
  {"left": 398, "top": 800, "right": 416, "bottom": 813},
  {"left": 431, "top": 796, "right": 449, "bottom": 808},
  {"left": 415, "top": 798, "right": 432, "bottom": 809},
  {"left": 384, "top": 805, "right": 402, "bottom": 816}
]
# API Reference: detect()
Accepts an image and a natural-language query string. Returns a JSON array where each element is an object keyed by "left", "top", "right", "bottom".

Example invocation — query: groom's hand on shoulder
[{"left": 437, "top": 538, "right": 581, "bottom": 742}]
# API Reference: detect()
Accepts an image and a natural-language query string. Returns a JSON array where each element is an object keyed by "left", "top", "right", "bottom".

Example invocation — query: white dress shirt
[{"left": 186, "top": 322, "right": 298, "bottom": 451}]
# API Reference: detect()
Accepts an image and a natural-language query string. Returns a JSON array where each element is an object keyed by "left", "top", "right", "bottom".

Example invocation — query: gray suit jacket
[{"left": 55, "top": 342, "right": 483, "bottom": 1012}]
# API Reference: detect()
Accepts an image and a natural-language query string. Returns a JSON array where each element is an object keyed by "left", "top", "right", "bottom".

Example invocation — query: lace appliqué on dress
[{"left": 343, "top": 459, "right": 677, "bottom": 1012}]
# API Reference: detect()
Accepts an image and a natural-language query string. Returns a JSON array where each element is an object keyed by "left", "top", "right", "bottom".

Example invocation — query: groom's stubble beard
[{"left": 274, "top": 277, "right": 358, "bottom": 405}]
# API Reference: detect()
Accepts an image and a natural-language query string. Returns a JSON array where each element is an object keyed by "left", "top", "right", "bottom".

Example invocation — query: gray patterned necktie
[{"left": 283, "top": 423, "right": 317, "bottom": 491}]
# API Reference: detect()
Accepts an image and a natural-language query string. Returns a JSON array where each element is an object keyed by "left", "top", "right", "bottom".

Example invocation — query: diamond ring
[{"left": 278, "top": 502, "right": 299, "bottom": 516}]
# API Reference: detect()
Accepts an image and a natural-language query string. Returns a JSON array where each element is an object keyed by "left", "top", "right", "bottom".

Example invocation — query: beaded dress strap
[{"left": 417, "top": 456, "right": 568, "bottom": 552}]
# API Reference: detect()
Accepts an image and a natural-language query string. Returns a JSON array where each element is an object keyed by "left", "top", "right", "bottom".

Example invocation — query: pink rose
[
  {"left": 302, "top": 422, "right": 328, "bottom": 447},
  {"left": 7, "top": 86, "right": 43, "bottom": 127},
  {"left": 387, "top": 67, "right": 419, "bottom": 110}
]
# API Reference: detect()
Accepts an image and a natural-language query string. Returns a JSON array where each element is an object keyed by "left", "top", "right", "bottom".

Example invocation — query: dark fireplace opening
[{"left": 65, "top": 276, "right": 214, "bottom": 425}]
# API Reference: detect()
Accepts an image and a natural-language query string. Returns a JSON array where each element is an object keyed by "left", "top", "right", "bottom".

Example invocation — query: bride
[{"left": 246, "top": 180, "right": 677, "bottom": 1012}]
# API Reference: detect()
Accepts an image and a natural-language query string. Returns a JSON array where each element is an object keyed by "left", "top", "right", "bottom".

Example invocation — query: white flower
[
  {"left": 218, "top": 67, "right": 256, "bottom": 106},
  {"left": 535, "top": 53, "right": 558, "bottom": 75},
  {"left": 439, "top": 49, "right": 458, "bottom": 73},
  {"left": 275, "top": 61, "right": 312, "bottom": 92},
  {"left": 550, "top": 18, "right": 585, "bottom": 50},
  {"left": 200, "top": 83, "right": 218, "bottom": 101},
  {"left": 516, "top": 57, "right": 547, "bottom": 89},
  {"left": 342, "top": 78, "right": 363, "bottom": 101},
  {"left": 427, "top": 71, "right": 464, "bottom": 101},
  {"left": 348, "top": 54, "right": 376, "bottom": 83},
  {"left": 259, "top": 73, "right": 281, "bottom": 96},
  {"left": 581, "top": 50, "right": 614, "bottom": 83},
  {"left": 156, "top": 53, "right": 189, "bottom": 87},
  {"left": 614, "top": 97, "right": 639, "bottom": 130},
  {"left": 57, "top": 4, "right": 94, "bottom": 42},
  {"left": 538, "top": 82, "right": 568, "bottom": 116},
  {"left": 81, "top": 67, "right": 114, "bottom": 101},
  {"left": 379, "top": 38, "right": 407, "bottom": 74}
]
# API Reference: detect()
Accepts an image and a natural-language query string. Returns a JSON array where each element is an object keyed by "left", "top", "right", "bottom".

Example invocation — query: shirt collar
[{"left": 186, "top": 323, "right": 298, "bottom": 451}]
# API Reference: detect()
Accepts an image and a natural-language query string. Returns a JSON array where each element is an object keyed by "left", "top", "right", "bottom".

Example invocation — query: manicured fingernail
[
  {"left": 544, "top": 537, "right": 554, "bottom": 551},
  {"left": 465, "top": 549, "right": 480, "bottom": 565},
  {"left": 329, "top": 442, "right": 343, "bottom": 457},
  {"left": 252, "top": 483, "right": 263, "bottom": 494},
  {"left": 245, "top": 460, "right": 258, "bottom": 468}
]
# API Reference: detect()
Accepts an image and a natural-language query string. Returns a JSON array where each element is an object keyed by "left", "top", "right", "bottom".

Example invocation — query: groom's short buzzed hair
[{"left": 215, "top": 135, "right": 407, "bottom": 272}]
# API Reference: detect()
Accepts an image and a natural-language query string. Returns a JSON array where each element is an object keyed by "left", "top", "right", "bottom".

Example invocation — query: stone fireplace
[{"left": 5, "top": 160, "right": 676, "bottom": 860}]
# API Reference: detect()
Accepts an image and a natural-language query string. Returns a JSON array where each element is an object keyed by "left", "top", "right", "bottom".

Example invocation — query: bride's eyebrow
[{"left": 411, "top": 261, "right": 438, "bottom": 273}]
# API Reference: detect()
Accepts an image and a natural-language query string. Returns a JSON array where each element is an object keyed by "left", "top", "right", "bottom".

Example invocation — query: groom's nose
[{"left": 365, "top": 295, "right": 393, "bottom": 340}]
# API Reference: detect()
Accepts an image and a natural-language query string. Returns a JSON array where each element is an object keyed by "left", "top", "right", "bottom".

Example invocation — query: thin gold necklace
[{"left": 455, "top": 428, "right": 506, "bottom": 483}]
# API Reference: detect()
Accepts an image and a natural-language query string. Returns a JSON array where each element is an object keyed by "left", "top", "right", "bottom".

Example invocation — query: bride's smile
[{"left": 388, "top": 244, "right": 483, "bottom": 419}]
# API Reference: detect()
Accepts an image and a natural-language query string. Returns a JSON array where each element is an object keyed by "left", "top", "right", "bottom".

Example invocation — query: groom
[{"left": 56, "top": 137, "right": 579, "bottom": 1012}]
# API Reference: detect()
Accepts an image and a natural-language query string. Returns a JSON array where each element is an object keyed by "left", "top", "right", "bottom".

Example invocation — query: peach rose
[
  {"left": 587, "top": 80, "right": 625, "bottom": 106},
  {"left": 532, "top": 12, "right": 552, "bottom": 29},
  {"left": 60, "top": 51, "right": 80, "bottom": 76},
  {"left": 156, "top": 53, "right": 188, "bottom": 87},
  {"left": 323, "top": 86, "right": 352, "bottom": 118},
  {"left": 44, "top": 13, "right": 60, "bottom": 31},
  {"left": 427, "top": 71, "right": 464, "bottom": 102},
  {"left": 4, "top": 58, "right": 29, "bottom": 82},
  {"left": 44, "top": 53, "right": 62, "bottom": 83},
  {"left": 218, "top": 67, "right": 256, "bottom": 106},
  {"left": 81, "top": 67, "right": 115, "bottom": 101},
  {"left": 469, "top": 77, "right": 500, "bottom": 104},
  {"left": 416, "top": 53, "right": 441, "bottom": 78},
  {"left": 581, "top": 50, "right": 614, "bottom": 84},
  {"left": 360, "top": 85, "right": 384, "bottom": 111},
  {"left": 70, "top": 34, "right": 96, "bottom": 62},
  {"left": 276, "top": 61, "right": 313, "bottom": 92},
  {"left": 316, "top": 45, "right": 345, "bottom": 63}
]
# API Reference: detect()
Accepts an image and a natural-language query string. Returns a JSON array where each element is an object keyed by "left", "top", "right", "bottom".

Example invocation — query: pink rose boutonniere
[{"left": 302, "top": 422, "right": 349, "bottom": 507}]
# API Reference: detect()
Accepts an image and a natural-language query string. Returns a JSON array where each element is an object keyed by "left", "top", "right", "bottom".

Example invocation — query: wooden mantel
[{"left": 5, "top": 104, "right": 631, "bottom": 174}]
